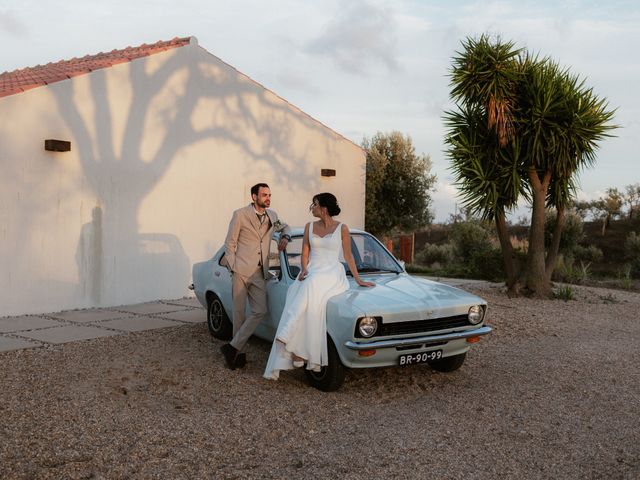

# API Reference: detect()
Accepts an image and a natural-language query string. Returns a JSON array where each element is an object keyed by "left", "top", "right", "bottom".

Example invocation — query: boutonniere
[{"left": 273, "top": 219, "right": 285, "bottom": 232}]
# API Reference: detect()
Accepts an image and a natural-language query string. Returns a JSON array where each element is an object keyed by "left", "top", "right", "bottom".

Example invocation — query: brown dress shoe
[
  {"left": 235, "top": 353, "right": 247, "bottom": 368},
  {"left": 220, "top": 343, "right": 238, "bottom": 370}
]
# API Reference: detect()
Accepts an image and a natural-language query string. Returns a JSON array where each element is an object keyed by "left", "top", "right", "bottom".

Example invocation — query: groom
[{"left": 220, "top": 183, "right": 291, "bottom": 369}]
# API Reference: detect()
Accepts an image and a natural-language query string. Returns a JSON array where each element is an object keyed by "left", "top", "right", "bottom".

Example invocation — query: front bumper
[{"left": 344, "top": 325, "right": 492, "bottom": 350}]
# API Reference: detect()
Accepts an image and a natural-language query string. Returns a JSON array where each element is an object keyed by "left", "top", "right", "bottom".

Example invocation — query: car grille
[{"left": 356, "top": 314, "right": 472, "bottom": 338}]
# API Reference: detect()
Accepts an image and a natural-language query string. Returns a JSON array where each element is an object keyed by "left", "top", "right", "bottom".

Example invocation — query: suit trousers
[{"left": 229, "top": 267, "right": 267, "bottom": 352}]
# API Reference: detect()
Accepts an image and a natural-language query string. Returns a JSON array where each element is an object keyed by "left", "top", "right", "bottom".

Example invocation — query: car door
[
  {"left": 264, "top": 239, "right": 290, "bottom": 337},
  {"left": 214, "top": 253, "right": 234, "bottom": 318}
]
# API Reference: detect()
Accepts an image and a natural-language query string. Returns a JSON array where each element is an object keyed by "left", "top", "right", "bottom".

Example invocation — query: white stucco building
[{"left": 0, "top": 36, "right": 365, "bottom": 316}]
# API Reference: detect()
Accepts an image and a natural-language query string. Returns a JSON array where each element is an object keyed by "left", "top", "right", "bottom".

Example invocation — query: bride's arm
[
  {"left": 341, "top": 224, "right": 375, "bottom": 287},
  {"left": 298, "top": 223, "right": 311, "bottom": 280}
]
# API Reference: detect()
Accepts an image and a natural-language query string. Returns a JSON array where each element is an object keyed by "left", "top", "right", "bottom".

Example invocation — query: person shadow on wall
[
  {"left": 76, "top": 205, "right": 191, "bottom": 306},
  {"left": 76, "top": 206, "right": 103, "bottom": 305}
]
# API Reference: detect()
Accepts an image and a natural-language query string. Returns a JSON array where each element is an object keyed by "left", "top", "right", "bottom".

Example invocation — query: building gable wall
[{"left": 0, "top": 43, "right": 365, "bottom": 316}]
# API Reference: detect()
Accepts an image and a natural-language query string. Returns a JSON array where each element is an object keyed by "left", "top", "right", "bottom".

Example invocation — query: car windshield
[{"left": 283, "top": 232, "right": 402, "bottom": 278}]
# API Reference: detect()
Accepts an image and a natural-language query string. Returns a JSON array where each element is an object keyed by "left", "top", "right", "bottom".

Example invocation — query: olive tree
[
  {"left": 624, "top": 183, "right": 640, "bottom": 219},
  {"left": 363, "top": 132, "right": 436, "bottom": 238}
]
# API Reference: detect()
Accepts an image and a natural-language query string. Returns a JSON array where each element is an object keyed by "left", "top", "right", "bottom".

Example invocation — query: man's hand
[
  {"left": 298, "top": 269, "right": 309, "bottom": 281},
  {"left": 277, "top": 237, "right": 289, "bottom": 251}
]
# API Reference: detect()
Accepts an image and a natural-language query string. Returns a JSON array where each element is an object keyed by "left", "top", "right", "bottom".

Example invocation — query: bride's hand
[
  {"left": 298, "top": 269, "right": 309, "bottom": 281},
  {"left": 357, "top": 279, "right": 375, "bottom": 287}
]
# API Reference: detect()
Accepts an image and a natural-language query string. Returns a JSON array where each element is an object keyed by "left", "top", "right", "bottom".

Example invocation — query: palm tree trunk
[
  {"left": 526, "top": 168, "right": 552, "bottom": 298},
  {"left": 545, "top": 206, "right": 565, "bottom": 283},
  {"left": 494, "top": 211, "right": 521, "bottom": 295}
]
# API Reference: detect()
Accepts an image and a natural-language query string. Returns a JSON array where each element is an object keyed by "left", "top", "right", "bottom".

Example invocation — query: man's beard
[{"left": 256, "top": 199, "right": 269, "bottom": 209}]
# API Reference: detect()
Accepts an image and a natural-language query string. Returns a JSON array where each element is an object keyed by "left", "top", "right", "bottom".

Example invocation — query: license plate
[{"left": 398, "top": 350, "right": 442, "bottom": 366}]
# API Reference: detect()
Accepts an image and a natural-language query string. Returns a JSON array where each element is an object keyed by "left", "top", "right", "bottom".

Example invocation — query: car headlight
[
  {"left": 357, "top": 317, "right": 378, "bottom": 337},
  {"left": 468, "top": 305, "right": 484, "bottom": 325}
]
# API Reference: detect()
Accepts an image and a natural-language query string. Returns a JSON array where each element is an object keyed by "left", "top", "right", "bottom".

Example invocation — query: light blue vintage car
[{"left": 192, "top": 228, "right": 491, "bottom": 391}]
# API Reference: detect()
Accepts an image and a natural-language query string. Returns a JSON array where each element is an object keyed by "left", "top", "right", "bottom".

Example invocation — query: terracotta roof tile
[{"left": 0, "top": 36, "right": 193, "bottom": 98}]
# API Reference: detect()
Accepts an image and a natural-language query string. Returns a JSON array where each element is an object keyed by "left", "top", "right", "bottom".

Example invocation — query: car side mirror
[{"left": 398, "top": 260, "right": 406, "bottom": 271}]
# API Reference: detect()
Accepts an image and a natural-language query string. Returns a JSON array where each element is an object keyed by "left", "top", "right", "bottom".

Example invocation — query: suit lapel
[
  {"left": 246, "top": 204, "right": 261, "bottom": 233},
  {"left": 247, "top": 205, "right": 272, "bottom": 240},
  {"left": 265, "top": 209, "right": 274, "bottom": 229}
]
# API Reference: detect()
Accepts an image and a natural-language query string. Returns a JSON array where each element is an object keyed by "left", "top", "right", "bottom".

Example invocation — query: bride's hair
[{"left": 313, "top": 192, "right": 341, "bottom": 216}]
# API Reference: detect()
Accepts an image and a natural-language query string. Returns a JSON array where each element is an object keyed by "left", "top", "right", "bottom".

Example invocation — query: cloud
[
  {"left": 430, "top": 181, "right": 460, "bottom": 222},
  {"left": 304, "top": 0, "right": 399, "bottom": 75},
  {"left": 275, "top": 69, "right": 322, "bottom": 97},
  {"left": 395, "top": 12, "right": 431, "bottom": 33},
  {"left": 0, "top": 10, "right": 27, "bottom": 37}
]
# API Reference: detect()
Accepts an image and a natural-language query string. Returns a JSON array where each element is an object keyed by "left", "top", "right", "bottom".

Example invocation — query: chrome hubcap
[{"left": 209, "top": 301, "right": 223, "bottom": 330}]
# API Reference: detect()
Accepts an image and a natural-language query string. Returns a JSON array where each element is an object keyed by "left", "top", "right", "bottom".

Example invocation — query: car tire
[
  {"left": 304, "top": 336, "right": 346, "bottom": 392},
  {"left": 427, "top": 352, "right": 466, "bottom": 372},
  {"left": 207, "top": 294, "right": 232, "bottom": 340}
]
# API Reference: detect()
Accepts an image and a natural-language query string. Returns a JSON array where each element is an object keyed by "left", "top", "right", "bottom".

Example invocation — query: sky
[{"left": 1, "top": 0, "right": 639, "bottom": 222}]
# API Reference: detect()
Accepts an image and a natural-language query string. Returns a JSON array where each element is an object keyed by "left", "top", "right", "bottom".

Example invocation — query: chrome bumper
[{"left": 344, "top": 325, "right": 492, "bottom": 350}]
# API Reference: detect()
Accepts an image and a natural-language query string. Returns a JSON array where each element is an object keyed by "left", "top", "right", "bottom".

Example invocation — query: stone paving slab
[
  {"left": 112, "top": 302, "right": 188, "bottom": 315},
  {"left": 0, "top": 336, "right": 43, "bottom": 352},
  {"left": 0, "top": 316, "right": 65, "bottom": 333},
  {"left": 98, "top": 317, "right": 183, "bottom": 332},
  {"left": 48, "top": 309, "right": 130, "bottom": 323},
  {"left": 156, "top": 309, "right": 205, "bottom": 323},
  {"left": 19, "top": 325, "right": 120, "bottom": 344},
  {"left": 163, "top": 297, "right": 201, "bottom": 308}
]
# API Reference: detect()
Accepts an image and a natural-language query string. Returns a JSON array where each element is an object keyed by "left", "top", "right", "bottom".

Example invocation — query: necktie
[{"left": 257, "top": 213, "right": 266, "bottom": 225}]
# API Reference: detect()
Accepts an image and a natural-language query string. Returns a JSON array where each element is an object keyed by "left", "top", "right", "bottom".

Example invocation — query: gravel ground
[{"left": 1, "top": 284, "right": 639, "bottom": 480}]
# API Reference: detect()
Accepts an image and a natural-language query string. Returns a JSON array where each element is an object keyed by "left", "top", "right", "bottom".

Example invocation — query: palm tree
[
  {"left": 445, "top": 35, "right": 616, "bottom": 297},
  {"left": 444, "top": 104, "right": 527, "bottom": 293}
]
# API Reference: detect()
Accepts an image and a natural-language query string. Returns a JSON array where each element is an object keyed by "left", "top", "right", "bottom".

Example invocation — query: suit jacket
[{"left": 222, "top": 204, "right": 291, "bottom": 279}]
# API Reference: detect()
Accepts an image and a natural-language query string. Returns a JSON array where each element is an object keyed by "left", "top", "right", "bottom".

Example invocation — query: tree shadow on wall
[{"left": 52, "top": 45, "right": 336, "bottom": 306}]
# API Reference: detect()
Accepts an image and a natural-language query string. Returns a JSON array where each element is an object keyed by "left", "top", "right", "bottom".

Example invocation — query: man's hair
[{"left": 251, "top": 183, "right": 270, "bottom": 197}]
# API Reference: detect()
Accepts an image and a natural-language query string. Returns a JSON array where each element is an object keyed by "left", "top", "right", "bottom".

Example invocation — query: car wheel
[
  {"left": 207, "top": 294, "right": 232, "bottom": 340},
  {"left": 304, "top": 336, "right": 346, "bottom": 392},
  {"left": 427, "top": 352, "right": 466, "bottom": 372}
]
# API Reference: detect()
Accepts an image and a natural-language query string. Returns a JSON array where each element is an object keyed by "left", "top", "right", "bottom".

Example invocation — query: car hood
[{"left": 333, "top": 274, "right": 486, "bottom": 322}]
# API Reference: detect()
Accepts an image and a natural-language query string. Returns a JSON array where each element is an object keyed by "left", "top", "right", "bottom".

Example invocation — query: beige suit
[{"left": 222, "top": 204, "right": 290, "bottom": 351}]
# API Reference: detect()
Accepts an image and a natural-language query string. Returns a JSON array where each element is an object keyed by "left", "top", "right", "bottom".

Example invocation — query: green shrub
[
  {"left": 553, "top": 256, "right": 591, "bottom": 284},
  {"left": 625, "top": 232, "right": 640, "bottom": 278},
  {"left": 618, "top": 266, "right": 634, "bottom": 290},
  {"left": 545, "top": 210, "right": 584, "bottom": 254},
  {"left": 450, "top": 221, "right": 493, "bottom": 261},
  {"left": 573, "top": 244, "right": 603, "bottom": 263},
  {"left": 554, "top": 285, "right": 574, "bottom": 301},
  {"left": 405, "top": 263, "right": 467, "bottom": 278},
  {"left": 415, "top": 243, "right": 452, "bottom": 266},
  {"left": 405, "top": 264, "right": 433, "bottom": 274},
  {"left": 469, "top": 247, "right": 505, "bottom": 281},
  {"left": 625, "top": 231, "right": 640, "bottom": 258},
  {"left": 450, "top": 221, "right": 504, "bottom": 281}
]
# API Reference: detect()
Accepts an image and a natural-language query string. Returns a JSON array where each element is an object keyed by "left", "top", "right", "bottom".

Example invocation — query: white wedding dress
[{"left": 264, "top": 222, "right": 349, "bottom": 380}]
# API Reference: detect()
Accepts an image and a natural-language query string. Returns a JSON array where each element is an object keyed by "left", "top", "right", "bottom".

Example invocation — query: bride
[{"left": 263, "top": 192, "right": 375, "bottom": 380}]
